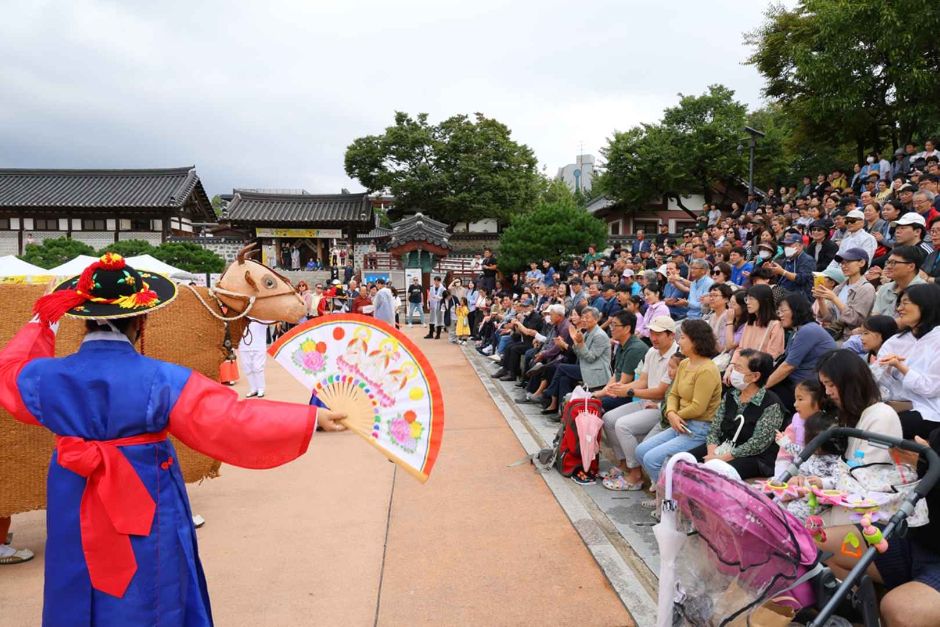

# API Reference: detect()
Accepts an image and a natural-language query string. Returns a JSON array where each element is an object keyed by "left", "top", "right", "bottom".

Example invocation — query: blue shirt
[
  {"left": 778, "top": 252, "right": 815, "bottom": 301},
  {"left": 542, "top": 267, "right": 556, "bottom": 286},
  {"left": 783, "top": 322, "right": 837, "bottom": 383},
  {"left": 526, "top": 269, "right": 544, "bottom": 283},
  {"left": 730, "top": 262, "right": 752, "bottom": 286},
  {"left": 664, "top": 283, "right": 687, "bottom": 319},
  {"left": 686, "top": 275, "right": 714, "bottom": 319}
]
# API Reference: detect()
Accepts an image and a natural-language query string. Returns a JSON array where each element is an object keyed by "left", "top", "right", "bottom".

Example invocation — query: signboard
[
  {"left": 363, "top": 271, "right": 391, "bottom": 285},
  {"left": 255, "top": 227, "right": 343, "bottom": 239},
  {"left": 404, "top": 267, "right": 422, "bottom": 288}
]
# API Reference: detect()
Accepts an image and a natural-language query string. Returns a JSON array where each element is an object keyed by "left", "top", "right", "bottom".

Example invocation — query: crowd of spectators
[{"left": 454, "top": 143, "right": 940, "bottom": 624}]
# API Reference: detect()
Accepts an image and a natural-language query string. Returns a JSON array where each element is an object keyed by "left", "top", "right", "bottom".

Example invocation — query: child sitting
[
  {"left": 773, "top": 379, "right": 825, "bottom": 477},
  {"left": 781, "top": 412, "right": 848, "bottom": 521}
]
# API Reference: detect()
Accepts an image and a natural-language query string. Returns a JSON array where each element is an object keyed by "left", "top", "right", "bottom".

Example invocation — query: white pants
[
  {"left": 241, "top": 350, "right": 267, "bottom": 393},
  {"left": 602, "top": 401, "right": 664, "bottom": 469}
]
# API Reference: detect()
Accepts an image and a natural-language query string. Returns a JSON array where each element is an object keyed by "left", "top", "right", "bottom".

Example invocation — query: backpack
[{"left": 522, "top": 396, "right": 604, "bottom": 476}]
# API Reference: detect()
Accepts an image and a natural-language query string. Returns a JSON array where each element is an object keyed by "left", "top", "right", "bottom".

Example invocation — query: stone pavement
[
  {"left": 0, "top": 325, "right": 637, "bottom": 626},
  {"left": 463, "top": 347, "right": 661, "bottom": 625}
]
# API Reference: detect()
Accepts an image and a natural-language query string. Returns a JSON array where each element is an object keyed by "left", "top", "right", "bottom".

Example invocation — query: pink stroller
[{"left": 659, "top": 428, "right": 940, "bottom": 627}]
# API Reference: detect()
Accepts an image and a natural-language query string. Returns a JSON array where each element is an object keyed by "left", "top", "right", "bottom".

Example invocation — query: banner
[
  {"left": 404, "top": 267, "right": 422, "bottom": 288},
  {"left": 255, "top": 227, "right": 343, "bottom": 239}
]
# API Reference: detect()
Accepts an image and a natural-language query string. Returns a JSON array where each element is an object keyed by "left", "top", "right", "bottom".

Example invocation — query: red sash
[{"left": 56, "top": 430, "right": 168, "bottom": 598}]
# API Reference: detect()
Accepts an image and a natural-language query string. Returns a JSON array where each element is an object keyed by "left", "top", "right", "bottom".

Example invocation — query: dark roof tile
[{"left": 225, "top": 191, "right": 373, "bottom": 224}]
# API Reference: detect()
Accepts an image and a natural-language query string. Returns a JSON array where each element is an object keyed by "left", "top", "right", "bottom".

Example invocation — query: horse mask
[{"left": 215, "top": 243, "right": 306, "bottom": 322}]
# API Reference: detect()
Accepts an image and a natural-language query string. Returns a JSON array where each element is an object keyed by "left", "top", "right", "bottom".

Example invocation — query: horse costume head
[{"left": 215, "top": 243, "right": 306, "bottom": 322}]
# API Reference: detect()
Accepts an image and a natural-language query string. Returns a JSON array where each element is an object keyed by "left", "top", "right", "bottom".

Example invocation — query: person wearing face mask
[
  {"left": 764, "top": 232, "right": 815, "bottom": 301},
  {"left": 690, "top": 349, "right": 785, "bottom": 480}
]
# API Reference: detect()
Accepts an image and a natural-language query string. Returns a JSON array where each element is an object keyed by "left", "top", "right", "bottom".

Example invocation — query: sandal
[
  {"left": 0, "top": 546, "right": 34, "bottom": 565},
  {"left": 641, "top": 498, "right": 658, "bottom": 509},
  {"left": 600, "top": 467, "right": 623, "bottom": 480},
  {"left": 571, "top": 469, "right": 596, "bottom": 485},
  {"left": 602, "top": 475, "right": 644, "bottom": 491}
]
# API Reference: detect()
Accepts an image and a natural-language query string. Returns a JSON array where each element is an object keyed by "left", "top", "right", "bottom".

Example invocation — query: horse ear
[{"left": 244, "top": 270, "right": 258, "bottom": 289}]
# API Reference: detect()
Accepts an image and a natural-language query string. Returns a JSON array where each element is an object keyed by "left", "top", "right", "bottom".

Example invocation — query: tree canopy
[
  {"left": 599, "top": 85, "right": 748, "bottom": 216},
  {"left": 19, "top": 238, "right": 96, "bottom": 269},
  {"left": 150, "top": 242, "right": 225, "bottom": 274},
  {"left": 98, "top": 239, "right": 156, "bottom": 258},
  {"left": 344, "top": 112, "right": 541, "bottom": 226},
  {"left": 498, "top": 184, "right": 607, "bottom": 272},
  {"left": 746, "top": 0, "right": 940, "bottom": 157}
]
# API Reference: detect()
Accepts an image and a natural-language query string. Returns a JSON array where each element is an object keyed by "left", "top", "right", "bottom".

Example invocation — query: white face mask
[
  {"left": 544, "top": 315, "right": 551, "bottom": 324},
  {"left": 729, "top": 369, "right": 750, "bottom": 391},
  {"left": 759, "top": 250, "right": 772, "bottom": 260},
  {"left": 867, "top": 156, "right": 875, "bottom": 164},
  {"left": 784, "top": 246, "right": 798, "bottom": 258}
]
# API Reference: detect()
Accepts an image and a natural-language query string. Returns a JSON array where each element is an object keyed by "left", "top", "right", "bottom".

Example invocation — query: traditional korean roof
[
  {"left": 224, "top": 191, "right": 373, "bottom": 225},
  {"left": 388, "top": 213, "right": 450, "bottom": 249},
  {"left": 0, "top": 167, "right": 212, "bottom": 219}
]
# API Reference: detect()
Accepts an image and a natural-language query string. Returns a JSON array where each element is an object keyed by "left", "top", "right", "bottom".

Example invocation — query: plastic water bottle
[{"left": 847, "top": 450, "right": 865, "bottom": 469}]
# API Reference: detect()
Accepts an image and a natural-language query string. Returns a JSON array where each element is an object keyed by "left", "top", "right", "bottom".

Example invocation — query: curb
[{"left": 462, "top": 345, "right": 657, "bottom": 627}]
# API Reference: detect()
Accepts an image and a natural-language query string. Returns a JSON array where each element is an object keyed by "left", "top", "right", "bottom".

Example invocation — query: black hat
[{"left": 34, "top": 253, "right": 177, "bottom": 323}]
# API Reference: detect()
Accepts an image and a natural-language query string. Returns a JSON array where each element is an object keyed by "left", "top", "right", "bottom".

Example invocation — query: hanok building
[
  {"left": 0, "top": 167, "right": 214, "bottom": 255},
  {"left": 221, "top": 190, "right": 374, "bottom": 269}
]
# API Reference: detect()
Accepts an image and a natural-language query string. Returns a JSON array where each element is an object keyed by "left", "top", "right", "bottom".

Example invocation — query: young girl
[
  {"left": 860, "top": 315, "right": 898, "bottom": 364},
  {"left": 774, "top": 379, "right": 826, "bottom": 477},
  {"left": 455, "top": 297, "right": 471, "bottom": 344},
  {"left": 781, "top": 412, "right": 847, "bottom": 522}
]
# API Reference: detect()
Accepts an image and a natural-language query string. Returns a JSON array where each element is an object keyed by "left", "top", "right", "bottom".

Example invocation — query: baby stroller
[{"left": 658, "top": 427, "right": 940, "bottom": 627}]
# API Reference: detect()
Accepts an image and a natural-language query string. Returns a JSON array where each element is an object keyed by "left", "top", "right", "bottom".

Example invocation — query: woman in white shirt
[
  {"left": 817, "top": 349, "right": 901, "bottom": 465},
  {"left": 874, "top": 283, "right": 940, "bottom": 440}
]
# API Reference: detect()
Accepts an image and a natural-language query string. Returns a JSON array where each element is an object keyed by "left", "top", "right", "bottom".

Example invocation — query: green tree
[
  {"left": 746, "top": 1, "right": 940, "bottom": 157},
  {"left": 97, "top": 239, "right": 155, "bottom": 258},
  {"left": 600, "top": 85, "right": 748, "bottom": 217},
  {"left": 151, "top": 242, "right": 225, "bottom": 274},
  {"left": 498, "top": 196, "right": 607, "bottom": 272},
  {"left": 211, "top": 195, "right": 224, "bottom": 217},
  {"left": 344, "top": 112, "right": 541, "bottom": 225},
  {"left": 19, "top": 237, "right": 96, "bottom": 269}
]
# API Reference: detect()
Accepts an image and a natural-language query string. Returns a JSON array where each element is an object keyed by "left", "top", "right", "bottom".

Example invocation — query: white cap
[
  {"left": 845, "top": 209, "right": 865, "bottom": 220},
  {"left": 622, "top": 269, "right": 635, "bottom": 277},
  {"left": 892, "top": 212, "right": 926, "bottom": 228},
  {"left": 656, "top": 264, "right": 669, "bottom": 276}
]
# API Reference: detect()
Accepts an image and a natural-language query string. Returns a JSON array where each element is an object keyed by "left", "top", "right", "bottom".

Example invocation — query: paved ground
[{"left": 0, "top": 326, "right": 636, "bottom": 626}]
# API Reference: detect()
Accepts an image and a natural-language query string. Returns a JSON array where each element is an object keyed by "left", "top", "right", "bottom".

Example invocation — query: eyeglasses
[
  {"left": 844, "top": 218, "right": 861, "bottom": 224},
  {"left": 885, "top": 259, "right": 914, "bottom": 267}
]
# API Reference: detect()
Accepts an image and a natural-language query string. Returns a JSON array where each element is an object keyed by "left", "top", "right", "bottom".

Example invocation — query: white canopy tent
[
  {"left": 0, "top": 255, "right": 51, "bottom": 277},
  {"left": 125, "top": 254, "right": 191, "bottom": 278},
  {"left": 47, "top": 255, "right": 99, "bottom": 277}
]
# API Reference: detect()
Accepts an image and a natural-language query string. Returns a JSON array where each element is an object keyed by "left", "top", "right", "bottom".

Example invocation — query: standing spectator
[
  {"left": 766, "top": 294, "right": 836, "bottom": 412},
  {"left": 635, "top": 319, "right": 722, "bottom": 483},
  {"left": 240, "top": 318, "right": 271, "bottom": 398},
  {"left": 480, "top": 247, "right": 499, "bottom": 292},
  {"left": 465, "top": 281, "right": 481, "bottom": 338},
  {"left": 290, "top": 245, "right": 301, "bottom": 270},
  {"left": 425, "top": 276, "right": 445, "bottom": 339},
  {"left": 372, "top": 278, "right": 396, "bottom": 326},
  {"left": 631, "top": 230, "right": 652, "bottom": 254},
  {"left": 407, "top": 276, "right": 424, "bottom": 326}
]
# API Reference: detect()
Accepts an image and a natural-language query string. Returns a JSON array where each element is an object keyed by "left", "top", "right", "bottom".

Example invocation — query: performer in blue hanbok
[{"left": 0, "top": 253, "right": 344, "bottom": 626}]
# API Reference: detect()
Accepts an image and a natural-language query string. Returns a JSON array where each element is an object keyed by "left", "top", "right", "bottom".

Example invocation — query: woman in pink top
[
  {"left": 639, "top": 283, "right": 670, "bottom": 338},
  {"left": 726, "top": 284, "right": 785, "bottom": 384}
]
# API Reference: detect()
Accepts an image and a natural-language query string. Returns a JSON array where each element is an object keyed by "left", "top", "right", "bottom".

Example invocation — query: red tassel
[
  {"left": 33, "top": 290, "right": 88, "bottom": 324},
  {"left": 133, "top": 290, "right": 158, "bottom": 307}
]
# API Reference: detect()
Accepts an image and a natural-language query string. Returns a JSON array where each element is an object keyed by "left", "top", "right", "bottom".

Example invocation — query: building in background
[
  {"left": 556, "top": 154, "right": 595, "bottom": 194},
  {"left": 0, "top": 167, "right": 213, "bottom": 255}
]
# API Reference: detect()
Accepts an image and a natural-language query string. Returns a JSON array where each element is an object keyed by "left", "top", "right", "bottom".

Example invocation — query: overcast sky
[{"left": 0, "top": 0, "right": 776, "bottom": 197}]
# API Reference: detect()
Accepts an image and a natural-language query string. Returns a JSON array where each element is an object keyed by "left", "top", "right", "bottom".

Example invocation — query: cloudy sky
[{"left": 0, "top": 0, "right": 777, "bottom": 197}]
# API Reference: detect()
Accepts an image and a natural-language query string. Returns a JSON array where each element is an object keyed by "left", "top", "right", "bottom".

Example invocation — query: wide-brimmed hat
[{"left": 34, "top": 253, "right": 177, "bottom": 323}]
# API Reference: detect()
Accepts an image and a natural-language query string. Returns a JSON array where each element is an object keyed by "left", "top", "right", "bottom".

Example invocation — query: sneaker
[
  {"left": 481, "top": 346, "right": 493, "bottom": 355},
  {"left": 571, "top": 470, "right": 596, "bottom": 485},
  {"left": 192, "top": 514, "right": 206, "bottom": 529},
  {"left": 245, "top": 391, "right": 259, "bottom": 398},
  {"left": 0, "top": 544, "right": 34, "bottom": 565},
  {"left": 488, "top": 354, "right": 502, "bottom": 362}
]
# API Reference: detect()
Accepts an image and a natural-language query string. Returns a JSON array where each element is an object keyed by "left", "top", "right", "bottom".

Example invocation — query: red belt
[{"left": 56, "top": 430, "right": 169, "bottom": 598}]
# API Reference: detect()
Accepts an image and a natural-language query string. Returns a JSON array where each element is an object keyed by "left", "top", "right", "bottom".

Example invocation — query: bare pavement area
[{"left": 0, "top": 326, "right": 637, "bottom": 626}]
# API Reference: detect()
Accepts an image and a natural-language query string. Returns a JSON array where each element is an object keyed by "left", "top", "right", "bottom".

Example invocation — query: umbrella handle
[{"left": 662, "top": 452, "right": 697, "bottom": 504}]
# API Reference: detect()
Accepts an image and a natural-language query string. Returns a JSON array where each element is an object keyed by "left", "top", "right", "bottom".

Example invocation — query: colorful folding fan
[{"left": 269, "top": 314, "right": 444, "bottom": 482}]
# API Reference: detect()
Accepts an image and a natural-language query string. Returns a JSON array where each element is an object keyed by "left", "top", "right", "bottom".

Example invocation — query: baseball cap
[
  {"left": 647, "top": 316, "right": 677, "bottom": 334},
  {"left": 782, "top": 232, "right": 804, "bottom": 245},
  {"left": 622, "top": 268, "right": 635, "bottom": 278},
  {"left": 817, "top": 267, "right": 846, "bottom": 284},
  {"left": 810, "top": 220, "right": 829, "bottom": 231},
  {"left": 834, "top": 247, "right": 870, "bottom": 263},
  {"left": 898, "top": 183, "right": 917, "bottom": 193},
  {"left": 892, "top": 212, "right": 926, "bottom": 228},
  {"left": 845, "top": 209, "right": 865, "bottom": 220},
  {"left": 656, "top": 264, "right": 669, "bottom": 276}
]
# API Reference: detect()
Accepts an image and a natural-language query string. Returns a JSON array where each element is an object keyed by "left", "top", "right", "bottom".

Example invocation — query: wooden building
[{"left": 0, "top": 167, "right": 214, "bottom": 255}]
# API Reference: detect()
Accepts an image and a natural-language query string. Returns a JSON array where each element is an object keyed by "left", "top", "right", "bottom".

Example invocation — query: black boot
[
  {"left": 435, "top": 326, "right": 443, "bottom": 339},
  {"left": 424, "top": 324, "right": 434, "bottom": 339}
]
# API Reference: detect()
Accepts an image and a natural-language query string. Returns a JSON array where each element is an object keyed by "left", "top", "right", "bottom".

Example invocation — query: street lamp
[{"left": 743, "top": 126, "right": 765, "bottom": 196}]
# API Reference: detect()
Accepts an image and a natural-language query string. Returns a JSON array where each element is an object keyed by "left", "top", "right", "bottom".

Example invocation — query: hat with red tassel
[{"left": 34, "top": 253, "right": 177, "bottom": 324}]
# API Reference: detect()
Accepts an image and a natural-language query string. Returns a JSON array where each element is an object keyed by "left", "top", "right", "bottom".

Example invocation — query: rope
[{"left": 182, "top": 283, "right": 257, "bottom": 322}]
